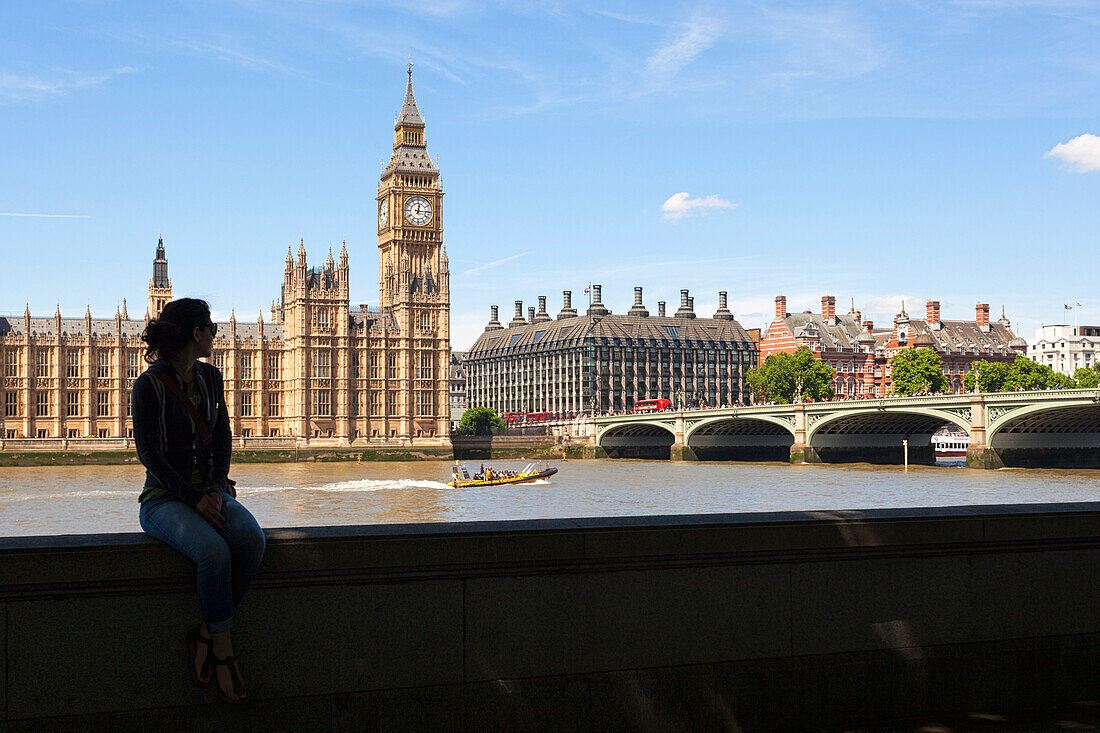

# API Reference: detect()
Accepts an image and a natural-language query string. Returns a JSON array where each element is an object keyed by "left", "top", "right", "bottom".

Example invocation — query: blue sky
[{"left": 1, "top": 0, "right": 1098, "bottom": 348}]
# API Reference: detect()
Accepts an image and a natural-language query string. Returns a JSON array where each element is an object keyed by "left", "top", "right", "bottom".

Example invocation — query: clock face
[
  {"left": 378, "top": 199, "right": 388, "bottom": 228},
  {"left": 404, "top": 196, "right": 433, "bottom": 226}
]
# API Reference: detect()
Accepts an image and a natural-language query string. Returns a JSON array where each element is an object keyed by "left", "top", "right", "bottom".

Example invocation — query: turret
[{"left": 147, "top": 234, "right": 173, "bottom": 320}]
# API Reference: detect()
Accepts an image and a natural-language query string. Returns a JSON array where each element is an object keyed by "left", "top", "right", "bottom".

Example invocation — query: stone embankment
[
  {"left": 0, "top": 437, "right": 590, "bottom": 467},
  {"left": 4, "top": 503, "right": 1100, "bottom": 729}
]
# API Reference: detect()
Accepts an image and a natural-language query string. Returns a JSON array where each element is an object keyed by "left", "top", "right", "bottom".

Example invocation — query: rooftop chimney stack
[
  {"left": 714, "top": 291, "right": 735, "bottom": 320},
  {"left": 508, "top": 300, "right": 526, "bottom": 328},
  {"left": 485, "top": 305, "right": 503, "bottom": 332},
  {"left": 976, "top": 303, "right": 990, "bottom": 327},
  {"left": 658, "top": 301, "right": 666, "bottom": 317},
  {"left": 528, "top": 306, "right": 535, "bottom": 323},
  {"left": 557, "top": 291, "right": 578, "bottom": 320},
  {"left": 863, "top": 320, "right": 874, "bottom": 332},
  {"left": 775, "top": 295, "right": 787, "bottom": 320},
  {"left": 586, "top": 285, "right": 609, "bottom": 316},
  {"left": 926, "top": 300, "right": 941, "bottom": 326},
  {"left": 821, "top": 295, "right": 836, "bottom": 321},
  {"left": 628, "top": 287, "right": 649, "bottom": 317},
  {"left": 534, "top": 296, "right": 552, "bottom": 323},
  {"left": 674, "top": 289, "right": 695, "bottom": 319}
]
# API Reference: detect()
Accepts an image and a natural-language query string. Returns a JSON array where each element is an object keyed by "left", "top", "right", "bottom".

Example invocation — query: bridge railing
[{"left": 593, "top": 389, "right": 1100, "bottom": 424}]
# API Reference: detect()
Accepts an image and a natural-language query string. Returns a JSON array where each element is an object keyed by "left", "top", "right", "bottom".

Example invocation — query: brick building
[{"left": 760, "top": 296, "right": 1027, "bottom": 397}]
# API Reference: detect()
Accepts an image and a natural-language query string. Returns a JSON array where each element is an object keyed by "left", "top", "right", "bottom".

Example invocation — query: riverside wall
[
  {"left": 0, "top": 436, "right": 579, "bottom": 466},
  {"left": 3, "top": 503, "right": 1100, "bottom": 730}
]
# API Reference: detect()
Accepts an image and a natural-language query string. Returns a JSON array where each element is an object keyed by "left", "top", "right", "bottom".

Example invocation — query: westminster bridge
[{"left": 592, "top": 389, "right": 1100, "bottom": 468}]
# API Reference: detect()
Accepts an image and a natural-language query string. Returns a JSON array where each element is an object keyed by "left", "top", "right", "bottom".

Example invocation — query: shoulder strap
[{"left": 152, "top": 368, "right": 213, "bottom": 451}]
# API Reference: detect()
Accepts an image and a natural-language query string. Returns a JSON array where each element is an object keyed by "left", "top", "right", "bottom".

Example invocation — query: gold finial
[{"left": 408, "top": 55, "right": 413, "bottom": 78}]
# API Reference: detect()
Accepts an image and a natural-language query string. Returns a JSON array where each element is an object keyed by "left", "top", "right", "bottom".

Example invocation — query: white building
[{"left": 1027, "top": 324, "right": 1100, "bottom": 375}]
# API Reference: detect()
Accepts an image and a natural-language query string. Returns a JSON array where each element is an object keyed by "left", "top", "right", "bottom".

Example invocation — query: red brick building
[{"left": 760, "top": 296, "right": 1027, "bottom": 398}]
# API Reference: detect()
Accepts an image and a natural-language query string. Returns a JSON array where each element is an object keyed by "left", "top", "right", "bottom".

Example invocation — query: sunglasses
[{"left": 204, "top": 322, "right": 218, "bottom": 336}]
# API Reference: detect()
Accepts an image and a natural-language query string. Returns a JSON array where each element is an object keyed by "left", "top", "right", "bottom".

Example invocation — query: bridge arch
[
  {"left": 987, "top": 398, "right": 1100, "bottom": 467},
  {"left": 597, "top": 420, "right": 677, "bottom": 459},
  {"left": 683, "top": 415, "right": 796, "bottom": 461},
  {"left": 804, "top": 407, "right": 971, "bottom": 465}
]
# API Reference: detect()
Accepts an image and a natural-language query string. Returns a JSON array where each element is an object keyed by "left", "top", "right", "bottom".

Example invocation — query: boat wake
[{"left": 239, "top": 478, "right": 452, "bottom": 494}]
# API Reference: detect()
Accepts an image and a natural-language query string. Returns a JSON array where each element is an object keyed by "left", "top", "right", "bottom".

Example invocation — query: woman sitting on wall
[{"left": 132, "top": 298, "right": 265, "bottom": 704}]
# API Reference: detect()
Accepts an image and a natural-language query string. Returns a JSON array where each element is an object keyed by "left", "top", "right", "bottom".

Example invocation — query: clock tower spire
[{"left": 376, "top": 60, "right": 449, "bottom": 437}]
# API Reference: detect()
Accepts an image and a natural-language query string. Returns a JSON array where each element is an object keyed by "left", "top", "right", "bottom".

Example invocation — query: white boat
[{"left": 932, "top": 429, "right": 970, "bottom": 459}]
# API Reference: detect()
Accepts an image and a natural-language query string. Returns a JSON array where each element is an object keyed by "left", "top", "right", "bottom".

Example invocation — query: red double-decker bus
[
  {"left": 632, "top": 398, "right": 671, "bottom": 414},
  {"left": 503, "top": 411, "right": 554, "bottom": 424}
]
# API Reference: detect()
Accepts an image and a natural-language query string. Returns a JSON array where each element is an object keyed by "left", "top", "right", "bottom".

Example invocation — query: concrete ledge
[{"left": 4, "top": 503, "right": 1100, "bottom": 730}]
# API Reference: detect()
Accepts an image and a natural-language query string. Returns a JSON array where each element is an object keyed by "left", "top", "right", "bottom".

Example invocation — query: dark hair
[{"left": 141, "top": 298, "right": 212, "bottom": 364}]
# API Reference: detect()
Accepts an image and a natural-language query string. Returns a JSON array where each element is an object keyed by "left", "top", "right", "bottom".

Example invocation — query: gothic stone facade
[
  {"left": 0, "top": 67, "right": 450, "bottom": 444},
  {"left": 465, "top": 286, "right": 759, "bottom": 415},
  {"left": 759, "top": 295, "right": 1026, "bottom": 398}
]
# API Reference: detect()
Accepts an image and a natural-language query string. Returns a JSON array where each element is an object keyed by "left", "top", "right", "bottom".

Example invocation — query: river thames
[{"left": 1, "top": 459, "right": 1098, "bottom": 537}]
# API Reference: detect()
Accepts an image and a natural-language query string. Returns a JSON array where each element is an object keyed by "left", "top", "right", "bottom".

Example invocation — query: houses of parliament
[{"left": 0, "top": 66, "right": 451, "bottom": 445}]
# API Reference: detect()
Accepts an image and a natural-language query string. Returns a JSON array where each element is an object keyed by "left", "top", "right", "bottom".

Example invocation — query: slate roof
[
  {"left": 467, "top": 313, "right": 758, "bottom": 358},
  {"left": 216, "top": 322, "right": 285, "bottom": 342},
  {"left": 892, "top": 318, "right": 1021, "bottom": 356},
  {"left": 449, "top": 351, "right": 466, "bottom": 381},
  {"left": 0, "top": 317, "right": 146, "bottom": 339},
  {"left": 350, "top": 309, "right": 400, "bottom": 334},
  {"left": 783, "top": 313, "right": 867, "bottom": 351}
]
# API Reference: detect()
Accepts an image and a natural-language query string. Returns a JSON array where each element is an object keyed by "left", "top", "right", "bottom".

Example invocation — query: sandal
[
  {"left": 211, "top": 653, "right": 249, "bottom": 704},
  {"left": 185, "top": 624, "right": 213, "bottom": 688}
]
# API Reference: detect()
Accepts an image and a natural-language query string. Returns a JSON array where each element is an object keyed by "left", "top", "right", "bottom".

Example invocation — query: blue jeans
[{"left": 139, "top": 493, "right": 266, "bottom": 633}]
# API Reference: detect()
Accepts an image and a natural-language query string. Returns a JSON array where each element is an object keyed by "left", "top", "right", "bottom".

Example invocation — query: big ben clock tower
[{"left": 377, "top": 60, "right": 451, "bottom": 438}]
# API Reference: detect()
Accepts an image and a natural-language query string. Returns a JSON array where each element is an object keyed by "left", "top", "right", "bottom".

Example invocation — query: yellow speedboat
[{"left": 448, "top": 461, "right": 558, "bottom": 488}]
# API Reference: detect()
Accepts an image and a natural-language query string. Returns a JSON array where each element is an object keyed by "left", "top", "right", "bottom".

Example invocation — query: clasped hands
[{"left": 196, "top": 481, "right": 237, "bottom": 528}]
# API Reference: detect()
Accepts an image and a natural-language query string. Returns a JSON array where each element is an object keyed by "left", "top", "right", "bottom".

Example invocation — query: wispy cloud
[
  {"left": 461, "top": 251, "right": 528, "bottom": 277},
  {"left": 660, "top": 192, "right": 737, "bottom": 222},
  {"left": 1045, "top": 133, "right": 1100, "bottom": 172},
  {"left": 0, "top": 213, "right": 91, "bottom": 218},
  {"left": 864, "top": 295, "right": 921, "bottom": 313},
  {"left": 167, "top": 38, "right": 294, "bottom": 74},
  {"left": 643, "top": 6, "right": 725, "bottom": 90},
  {"left": 0, "top": 67, "right": 138, "bottom": 103}
]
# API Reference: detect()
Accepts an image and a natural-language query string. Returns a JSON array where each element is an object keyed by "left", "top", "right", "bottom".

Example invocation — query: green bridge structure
[{"left": 592, "top": 389, "right": 1100, "bottom": 468}]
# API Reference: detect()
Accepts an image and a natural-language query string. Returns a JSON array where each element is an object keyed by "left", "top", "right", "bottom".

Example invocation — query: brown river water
[{"left": 1, "top": 460, "right": 1098, "bottom": 538}]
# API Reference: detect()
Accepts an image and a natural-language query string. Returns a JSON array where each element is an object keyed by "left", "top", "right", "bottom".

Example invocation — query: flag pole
[{"left": 1075, "top": 302, "right": 1079, "bottom": 336}]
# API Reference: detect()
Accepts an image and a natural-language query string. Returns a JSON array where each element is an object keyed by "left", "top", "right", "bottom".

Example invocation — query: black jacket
[{"left": 132, "top": 359, "right": 232, "bottom": 506}]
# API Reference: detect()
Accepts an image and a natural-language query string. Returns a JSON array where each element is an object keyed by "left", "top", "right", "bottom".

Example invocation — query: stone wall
[{"left": 3, "top": 503, "right": 1100, "bottom": 730}]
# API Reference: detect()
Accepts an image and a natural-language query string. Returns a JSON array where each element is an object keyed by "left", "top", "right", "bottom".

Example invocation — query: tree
[
  {"left": 747, "top": 346, "right": 835, "bottom": 404},
  {"left": 455, "top": 406, "right": 505, "bottom": 435},
  {"left": 1076, "top": 365, "right": 1100, "bottom": 389},
  {"left": 963, "top": 355, "right": 1077, "bottom": 392},
  {"left": 889, "top": 347, "right": 948, "bottom": 395}
]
